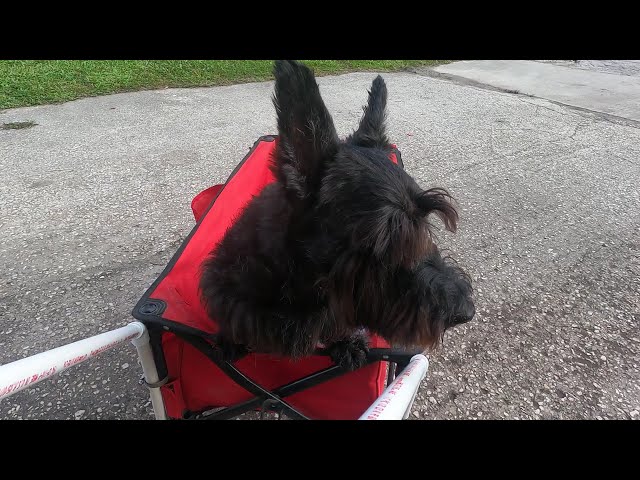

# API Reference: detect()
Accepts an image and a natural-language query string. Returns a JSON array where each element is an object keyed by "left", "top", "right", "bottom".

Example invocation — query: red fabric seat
[{"left": 133, "top": 136, "right": 403, "bottom": 419}]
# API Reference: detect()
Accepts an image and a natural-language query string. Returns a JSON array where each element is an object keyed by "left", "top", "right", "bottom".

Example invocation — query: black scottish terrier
[{"left": 200, "top": 60, "right": 475, "bottom": 370}]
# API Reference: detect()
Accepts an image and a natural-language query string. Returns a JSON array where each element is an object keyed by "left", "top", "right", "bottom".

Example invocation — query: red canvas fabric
[{"left": 147, "top": 137, "right": 401, "bottom": 419}]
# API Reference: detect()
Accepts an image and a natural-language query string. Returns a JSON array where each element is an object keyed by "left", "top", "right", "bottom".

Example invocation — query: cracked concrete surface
[{"left": 1, "top": 65, "right": 639, "bottom": 420}]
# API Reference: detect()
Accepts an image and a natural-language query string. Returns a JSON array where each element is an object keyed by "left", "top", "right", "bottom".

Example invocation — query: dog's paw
[{"left": 327, "top": 334, "right": 370, "bottom": 371}]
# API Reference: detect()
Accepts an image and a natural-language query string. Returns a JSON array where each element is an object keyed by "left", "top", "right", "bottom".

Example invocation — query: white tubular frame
[
  {"left": 0, "top": 321, "right": 167, "bottom": 420},
  {"left": 359, "top": 354, "right": 429, "bottom": 420},
  {"left": 1, "top": 320, "right": 428, "bottom": 421}
]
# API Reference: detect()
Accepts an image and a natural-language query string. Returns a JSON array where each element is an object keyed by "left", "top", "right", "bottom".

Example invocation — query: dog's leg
[
  {"left": 201, "top": 180, "right": 330, "bottom": 361},
  {"left": 202, "top": 251, "right": 324, "bottom": 360},
  {"left": 213, "top": 299, "right": 324, "bottom": 360},
  {"left": 325, "top": 332, "right": 370, "bottom": 371},
  {"left": 316, "top": 306, "right": 370, "bottom": 371}
]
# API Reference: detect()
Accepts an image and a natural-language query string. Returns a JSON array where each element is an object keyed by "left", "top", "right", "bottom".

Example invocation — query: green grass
[{"left": 0, "top": 60, "right": 446, "bottom": 110}]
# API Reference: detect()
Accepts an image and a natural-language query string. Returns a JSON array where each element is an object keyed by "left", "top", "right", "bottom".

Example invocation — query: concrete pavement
[
  {"left": 1, "top": 63, "right": 639, "bottom": 419},
  {"left": 432, "top": 60, "right": 640, "bottom": 122}
]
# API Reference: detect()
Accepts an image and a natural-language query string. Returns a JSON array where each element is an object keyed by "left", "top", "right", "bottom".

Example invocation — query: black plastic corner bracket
[{"left": 138, "top": 299, "right": 166, "bottom": 316}]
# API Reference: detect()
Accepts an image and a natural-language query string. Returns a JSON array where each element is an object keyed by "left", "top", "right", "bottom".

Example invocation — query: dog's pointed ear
[
  {"left": 347, "top": 75, "right": 390, "bottom": 148},
  {"left": 414, "top": 188, "right": 459, "bottom": 233},
  {"left": 272, "top": 60, "right": 339, "bottom": 199}
]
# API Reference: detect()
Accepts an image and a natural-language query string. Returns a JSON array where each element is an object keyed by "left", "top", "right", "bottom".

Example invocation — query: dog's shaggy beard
[{"left": 326, "top": 249, "right": 474, "bottom": 350}]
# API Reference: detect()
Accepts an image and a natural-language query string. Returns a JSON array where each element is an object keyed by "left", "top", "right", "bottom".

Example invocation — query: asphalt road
[{"left": 1, "top": 62, "right": 638, "bottom": 419}]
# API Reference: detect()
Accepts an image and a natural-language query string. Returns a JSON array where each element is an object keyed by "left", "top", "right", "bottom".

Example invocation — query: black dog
[{"left": 200, "top": 60, "right": 474, "bottom": 370}]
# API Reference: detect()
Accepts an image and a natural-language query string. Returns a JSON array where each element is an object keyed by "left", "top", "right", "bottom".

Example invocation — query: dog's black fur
[{"left": 200, "top": 60, "right": 475, "bottom": 370}]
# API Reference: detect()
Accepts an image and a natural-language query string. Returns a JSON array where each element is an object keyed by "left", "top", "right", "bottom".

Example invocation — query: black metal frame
[{"left": 144, "top": 323, "right": 420, "bottom": 420}]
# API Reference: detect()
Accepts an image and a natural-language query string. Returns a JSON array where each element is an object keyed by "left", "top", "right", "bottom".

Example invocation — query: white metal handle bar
[
  {"left": 1, "top": 320, "right": 427, "bottom": 421},
  {"left": 359, "top": 354, "right": 429, "bottom": 420},
  {"left": 0, "top": 321, "right": 166, "bottom": 419}
]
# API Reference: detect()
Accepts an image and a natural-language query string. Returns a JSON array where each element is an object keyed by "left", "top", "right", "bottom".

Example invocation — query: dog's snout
[
  {"left": 464, "top": 303, "right": 476, "bottom": 323},
  {"left": 454, "top": 302, "right": 475, "bottom": 325}
]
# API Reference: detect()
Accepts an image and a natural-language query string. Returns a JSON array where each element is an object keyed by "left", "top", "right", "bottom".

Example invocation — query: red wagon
[{"left": 0, "top": 136, "right": 429, "bottom": 420}]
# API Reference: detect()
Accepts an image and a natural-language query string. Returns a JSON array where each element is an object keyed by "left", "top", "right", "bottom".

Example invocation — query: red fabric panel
[
  {"left": 152, "top": 139, "right": 400, "bottom": 419},
  {"left": 159, "top": 332, "right": 389, "bottom": 420},
  {"left": 191, "top": 184, "right": 224, "bottom": 222},
  {"left": 151, "top": 140, "right": 277, "bottom": 333}
]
